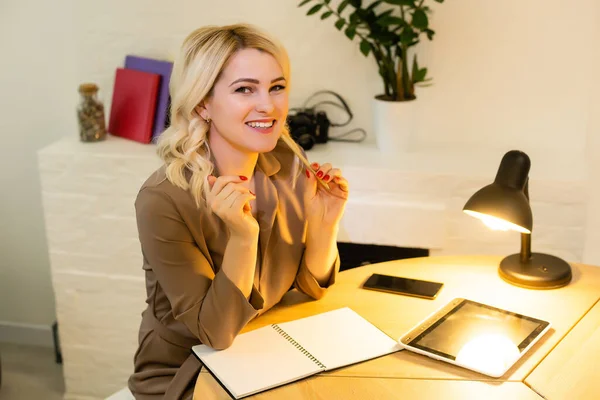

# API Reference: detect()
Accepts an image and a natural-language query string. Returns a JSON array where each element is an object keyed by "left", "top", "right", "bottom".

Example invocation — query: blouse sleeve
[
  {"left": 293, "top": 250, "right": 340, "bottom": 300},
  {"left": 135, "top": 186, "right": 263, "bottom": 350}
]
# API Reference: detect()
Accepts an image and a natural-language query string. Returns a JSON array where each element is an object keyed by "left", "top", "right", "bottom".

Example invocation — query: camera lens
[{"left": 296, "top": 133, "right": 315, "bottom": 150}]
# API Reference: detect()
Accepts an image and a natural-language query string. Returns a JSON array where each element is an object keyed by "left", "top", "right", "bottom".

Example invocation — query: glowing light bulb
[
  {"left": 463, "top": 210, "right": 531, "bottom": 234},
  {"left": 456, "top": 334, "right": 520, "bottom": 377},
  {"left": 480, "top": 215, "right": 512, "bottom": 231}
]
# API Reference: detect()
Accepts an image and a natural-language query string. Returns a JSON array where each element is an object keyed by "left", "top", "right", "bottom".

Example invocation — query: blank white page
[
  {"left": 193, "top": 325, "right": 321, "bottom": 399},
  {"left": 277, "top": 307, "right": 401, "bottom": 371}
]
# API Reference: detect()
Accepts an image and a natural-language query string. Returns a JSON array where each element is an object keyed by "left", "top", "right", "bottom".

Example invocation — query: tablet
[{"left": 398, "top": 298, "right": 551, "bottom": 378}]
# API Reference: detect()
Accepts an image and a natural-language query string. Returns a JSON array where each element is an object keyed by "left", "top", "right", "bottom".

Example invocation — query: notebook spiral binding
[{"left": 271, "top": 324, "right": 327, "bottom": 370}]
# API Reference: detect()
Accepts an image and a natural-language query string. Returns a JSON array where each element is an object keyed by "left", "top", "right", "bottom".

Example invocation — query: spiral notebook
[{"left": 192, "top": 307, "right": 401, "bottom": 399}]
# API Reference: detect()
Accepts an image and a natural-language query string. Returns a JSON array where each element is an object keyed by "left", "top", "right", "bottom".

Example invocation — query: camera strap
[
  {"left": 302, "top": 90, "right": 366, "bottom": 143},
  {"left": 302, "top": 90, "right": 353, "bottom": 127}
]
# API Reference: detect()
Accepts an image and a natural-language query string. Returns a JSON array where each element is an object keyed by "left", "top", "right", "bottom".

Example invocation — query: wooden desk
[
  {"left": 194, "top": 255, "right": 600, "bottom": 399},
  {"left": 525, "top": 299, "right": 600, "bottom": 399}
]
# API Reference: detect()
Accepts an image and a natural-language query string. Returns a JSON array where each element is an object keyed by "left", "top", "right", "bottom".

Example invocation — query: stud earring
[{"left": 205, "top": 117, "right": 211, "bottom": 124}]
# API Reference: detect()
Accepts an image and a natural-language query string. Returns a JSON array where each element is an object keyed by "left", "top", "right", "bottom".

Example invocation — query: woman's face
[{"left": 202, "top": 48, "right": 289, "bottom": 154}]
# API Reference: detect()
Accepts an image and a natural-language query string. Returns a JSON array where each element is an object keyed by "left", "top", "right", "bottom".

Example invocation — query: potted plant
[{"left": 298, "top": 0, "right": 444, "bottom": 152}]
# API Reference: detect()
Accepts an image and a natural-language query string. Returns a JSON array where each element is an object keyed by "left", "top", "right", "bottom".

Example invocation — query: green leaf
[
  {"left": 365, "top": 0, "right": 383, "bottom": 12},
  {"left": 411, "top": 57, "right": 427, "bottom": 83},
  {"left": 338, "top": 0, "right": 350, "bottom": 13},
  {"left": 378, "top": 9, "right": 393, "bottom": 18},
  {"left": 307, "top": 4, "right": 323, "bottom": 15},
  {"left": 298, "top": 0, "right": 312, "bottom": 6},
  {"left": 321, "top": 11, "right": 334, "bottom": 19},
  {"left": 360, "top": 39, "right": 371, "bottom": 56},
  {"left": 400, "top": 28, "right": 417, "bottom": 45},
  {"left": 411, "top": 56, "right": 419, "bottom": 81},
  {"left": 349, "top": 0, "right": 362, "bottom": 7},
  {"left": 335, "top": 18, "right": 346, "bottom": 30},
  {"left": 414, "top": 68, "right": 428, "bottom": 83},
  {"left": 412, "top": 9, "right": 428, "bottom": 30},
  {"left": 425, "top": 28, "right": 435, "bottom": 40},
  {"left": 383, "top": 0, "right": 415, "bottom": 6},
  {"left": 345, "top": 25, "right": 357, "bottom": 40},
  {"left": 376, "top": 30, "right": 399, "bottom": 46},
  {"left": 378, "top": 16, "right": 404, "bottom": 26},
  {"left": 324, "top": 0, "right": 331, "bottom": 3}
]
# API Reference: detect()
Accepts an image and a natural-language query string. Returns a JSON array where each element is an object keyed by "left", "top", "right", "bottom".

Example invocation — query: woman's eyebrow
[{"left": 229, "top": 76, "right": 286, "bottom": 86}]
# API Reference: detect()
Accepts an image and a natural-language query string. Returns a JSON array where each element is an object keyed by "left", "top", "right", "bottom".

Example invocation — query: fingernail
[
  {"left": 317, "top": 171, "right": 324, "bottom": 178},
  {"left": 311, "top": 163, "right": 319, "bottom": 170},
  {"left": 323, "top": 174, "right": 330, "bottom": 181},
  {"left": 239, "top": 175, "right": 248, "bottom": 181},
  {"left": 305, "top": 169, "right": 310, "bottom": 178},
  {"left": 249, "top": 190, "right": 255, "bottom": 196}
]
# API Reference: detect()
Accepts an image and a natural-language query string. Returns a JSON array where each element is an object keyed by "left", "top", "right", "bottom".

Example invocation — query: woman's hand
[
  {"left": 207, "top": 175, "right": 259, "bottom": 239},
  {"left": 303, "top": 162, "right": 349, "bottom": 227}
]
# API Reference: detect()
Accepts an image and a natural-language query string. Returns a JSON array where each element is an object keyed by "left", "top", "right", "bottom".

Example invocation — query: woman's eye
[
  {"left": 235, "top": 86, "right": 252, "bottom": 94},
  {"left": 271, "top": 85, "right": 286, "bottom": 92}
]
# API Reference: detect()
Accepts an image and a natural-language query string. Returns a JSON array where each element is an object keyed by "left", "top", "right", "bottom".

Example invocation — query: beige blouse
[{"left": 128, "top": 141, "right": 340, "bottom": 399}]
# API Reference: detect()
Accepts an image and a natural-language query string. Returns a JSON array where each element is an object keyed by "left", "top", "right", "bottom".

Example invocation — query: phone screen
[{"left": 362, "top": 274, "right": 443, "bottom": 299}]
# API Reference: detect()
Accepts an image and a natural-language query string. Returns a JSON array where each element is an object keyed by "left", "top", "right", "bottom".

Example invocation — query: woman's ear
[{"left": 195, "top": 102, "right": 209, "bottom": 121}]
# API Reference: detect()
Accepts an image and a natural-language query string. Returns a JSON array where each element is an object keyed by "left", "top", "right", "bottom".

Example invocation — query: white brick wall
[
  {"left": 37, "top": 135, "right": 589, "bottom": 399},
  {"left": 38, "top": 137, "right": 161, "bottom": 398}
]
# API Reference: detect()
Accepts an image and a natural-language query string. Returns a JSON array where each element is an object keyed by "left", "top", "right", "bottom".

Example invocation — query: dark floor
[{"left": 0, "top": 342, "right": 65, "bottom": 400}]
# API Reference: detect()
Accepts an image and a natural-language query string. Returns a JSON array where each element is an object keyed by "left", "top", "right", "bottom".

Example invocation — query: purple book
[{"left": 125, "top": 55, "right": 173, "bottom": 141}]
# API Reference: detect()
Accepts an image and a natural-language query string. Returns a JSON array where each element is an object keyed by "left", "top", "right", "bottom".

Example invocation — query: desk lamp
[{"left": 463, "top": 150, "right": 572, "bottom": 289}]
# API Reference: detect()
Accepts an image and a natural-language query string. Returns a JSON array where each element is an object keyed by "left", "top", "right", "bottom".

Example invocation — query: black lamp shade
[
  {"left": 463, "top": 150, "right": 533, "bottom": 233},
  {"left": 463, "top": 183, "right": 532, "bottom": 233}
]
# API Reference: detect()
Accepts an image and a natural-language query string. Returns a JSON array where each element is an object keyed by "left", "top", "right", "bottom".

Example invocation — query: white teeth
[{"left": 247, "top": 121, "right": 274, "bottom": 128}]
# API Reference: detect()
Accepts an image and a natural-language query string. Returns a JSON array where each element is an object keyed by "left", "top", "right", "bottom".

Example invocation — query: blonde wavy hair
[{"left": 156, "top": 23, "right": 303, "bottom": 207}]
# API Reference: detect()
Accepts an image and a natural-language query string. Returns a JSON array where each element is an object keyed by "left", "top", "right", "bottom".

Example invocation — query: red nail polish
[
  {"left": 311, "top": 163, "right": 319, "bottom": 170},
  {"left": 323, "top": 174, "right": 330, "bottom": 181},
  {"left": 317, "top": 171, "right": 324, "bottom": 178},
  {"left": 239, "top": 175, "right": 248, "bottom": 181},
  {"left": 305, "top": 169, "right": 310, "bottom": 178}
]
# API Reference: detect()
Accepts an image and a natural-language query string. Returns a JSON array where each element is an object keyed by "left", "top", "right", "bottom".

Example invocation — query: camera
[{"left": 286, "top": 109, "right": 330, "bottom": 150}]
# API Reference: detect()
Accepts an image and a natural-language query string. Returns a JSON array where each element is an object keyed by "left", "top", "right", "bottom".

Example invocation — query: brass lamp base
[{"left": 499, "top": 253, "right": 572, "bottom": 289}]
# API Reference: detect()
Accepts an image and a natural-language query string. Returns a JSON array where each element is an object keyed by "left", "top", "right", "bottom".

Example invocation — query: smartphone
[{"left": 362, "top": 273, "right": 443, "bottom": 299}]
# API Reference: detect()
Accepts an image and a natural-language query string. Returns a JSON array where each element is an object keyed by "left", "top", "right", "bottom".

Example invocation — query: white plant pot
[{"left": 372, "top": 96, "right": 417, "bottom": 154}]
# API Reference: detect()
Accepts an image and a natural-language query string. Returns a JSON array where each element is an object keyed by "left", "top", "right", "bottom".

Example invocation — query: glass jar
[{"left": 77, "top": 83, "right": 106, "bottom": 142}]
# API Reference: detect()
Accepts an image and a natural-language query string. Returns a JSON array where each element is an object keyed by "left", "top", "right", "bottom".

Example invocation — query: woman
[{"left": 128, "top": 23, "right": 349, "bottom": 399}]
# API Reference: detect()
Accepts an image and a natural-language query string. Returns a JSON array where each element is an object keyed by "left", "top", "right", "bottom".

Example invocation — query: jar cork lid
[{"left": 78, "top": 83, "right": 99, "bottom": 94}]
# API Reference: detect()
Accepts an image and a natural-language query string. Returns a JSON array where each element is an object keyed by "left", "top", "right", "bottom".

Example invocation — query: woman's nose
[{"left": 255, "top": 94, "right": 275, "bottom": 113}]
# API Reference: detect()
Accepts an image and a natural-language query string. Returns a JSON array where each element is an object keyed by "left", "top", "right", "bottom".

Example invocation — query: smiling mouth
[{"left": 245, "top": 120, "right": 276, "bottom": 129}]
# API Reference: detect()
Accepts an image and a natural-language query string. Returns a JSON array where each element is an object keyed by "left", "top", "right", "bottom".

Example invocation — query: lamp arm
[{"left": 521, "top": 178, "right": 532, "bottom": 263}]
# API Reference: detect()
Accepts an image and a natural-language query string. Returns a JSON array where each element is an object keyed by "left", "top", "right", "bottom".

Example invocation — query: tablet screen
[{"left": 407, "top": 300, "right": 549, "bottom": 362}]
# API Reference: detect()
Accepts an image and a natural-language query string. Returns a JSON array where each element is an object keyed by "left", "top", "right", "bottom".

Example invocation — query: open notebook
[{"left": 192, "top": 307, "right": 401, "bottom": 399}]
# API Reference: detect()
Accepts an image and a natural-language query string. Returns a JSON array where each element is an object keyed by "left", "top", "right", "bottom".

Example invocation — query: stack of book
[{"left": 108, "top": 55, "right": 173, "bottom": 144}]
